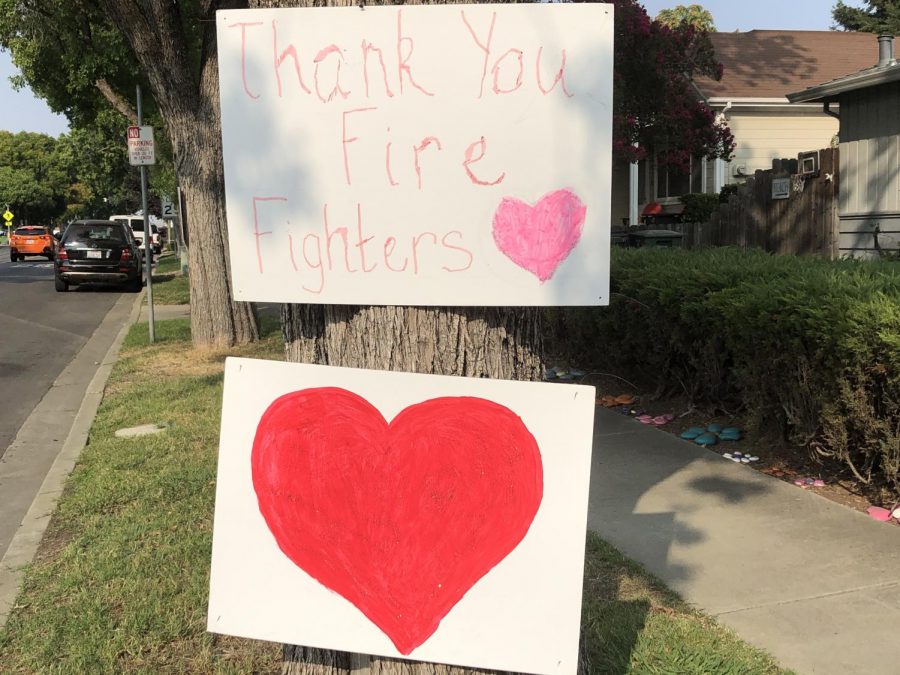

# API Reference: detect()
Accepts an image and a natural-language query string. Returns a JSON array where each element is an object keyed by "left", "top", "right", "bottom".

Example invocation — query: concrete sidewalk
[{"left": 588, "top": 408, "right": 900, "bottom": 675}]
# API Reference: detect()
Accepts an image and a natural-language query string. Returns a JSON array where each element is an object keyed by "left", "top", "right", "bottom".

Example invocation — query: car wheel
[
  {"left": 127, "top": 277, "right": 142, "bottom": 293},
  {"left": 54, "top": 275, "right": 68, "bottom": 292},
  {"left": 10, "top": 251, "right": 18, "bottom": 262},
  {"left": 47, "top": 254, "right": 55, "bottom": 261}
]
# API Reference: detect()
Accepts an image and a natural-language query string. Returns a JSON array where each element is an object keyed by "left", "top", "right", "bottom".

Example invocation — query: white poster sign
[
  {"left": 127, "top": 126, "right": 156, "bottom": 165},
  {"left": 208, "top": 357, "right": 595, "bottom": 674},
  {"left": 216, "top": 4, "right": 613, "bottom": 306}
]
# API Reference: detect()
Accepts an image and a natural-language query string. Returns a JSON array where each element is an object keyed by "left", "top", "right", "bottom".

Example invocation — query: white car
[{"left": 110, "top": 215, "right": 161, "bottom": 255}]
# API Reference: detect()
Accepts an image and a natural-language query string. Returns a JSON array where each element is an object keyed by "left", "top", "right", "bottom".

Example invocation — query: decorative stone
[{"left": 115, "top": 423, "right": 167, "bottom": 438}]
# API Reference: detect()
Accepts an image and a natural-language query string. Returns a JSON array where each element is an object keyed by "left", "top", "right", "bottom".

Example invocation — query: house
[
  {"left": 613, "top": 30, "right": 880, "bottom": 226},
  {"left": 788, "top": 34, "right": 900, "bottom": 257}
]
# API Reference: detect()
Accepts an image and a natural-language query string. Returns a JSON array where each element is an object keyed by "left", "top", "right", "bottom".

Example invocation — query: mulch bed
[{"left": 548, "top": 368, "right": 899, "bottom": 527}]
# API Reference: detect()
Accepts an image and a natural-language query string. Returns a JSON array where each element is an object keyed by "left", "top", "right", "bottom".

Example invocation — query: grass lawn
[
  {"left": 148, "top": 251, "right": 189, "bottom": 305},
  {"left": 0, "top": 320, "right": 791, "bottom": 674}
]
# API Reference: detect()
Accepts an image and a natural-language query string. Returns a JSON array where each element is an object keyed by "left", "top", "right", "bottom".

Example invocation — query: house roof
[
  {"left": 787, "top": 58, "right": 900, "bottom": 102},
  {"left": 694, "top": 30, "right": 883, "bottom": 101}
]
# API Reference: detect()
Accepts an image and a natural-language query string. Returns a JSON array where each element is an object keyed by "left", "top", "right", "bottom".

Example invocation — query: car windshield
[
  {"left": 63, "top": 225, "right": 126, "bottom": 246},
  {"left": 14, "top": 227, "right": 44, "bottom": 236}
]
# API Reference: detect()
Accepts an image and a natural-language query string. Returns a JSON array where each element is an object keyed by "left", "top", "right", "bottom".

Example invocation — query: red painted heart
[
  {"left": 251, "top": 387, "right": 543, "bottom": 655},
  {"left": 492, "top": 188, "right": 587, "bottom": 282}
]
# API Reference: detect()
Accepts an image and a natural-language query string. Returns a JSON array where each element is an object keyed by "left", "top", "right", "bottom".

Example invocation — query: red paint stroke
[
  {"left": 492, "top": 189, "right": 586, "bottom": 282},
  {"left": 251, "top": 388, "right": 543, "bottom": 655}
]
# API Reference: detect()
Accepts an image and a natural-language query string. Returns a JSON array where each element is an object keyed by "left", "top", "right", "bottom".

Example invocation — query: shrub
[
  {"left": 553, "top": 248, "right": 900, "bottom": 496},
  {"left": 679, "top": 193, "right": 720, "bottom": 224},
  {"left": 719, "top": 183, "right": 739, "bottom": 203}
]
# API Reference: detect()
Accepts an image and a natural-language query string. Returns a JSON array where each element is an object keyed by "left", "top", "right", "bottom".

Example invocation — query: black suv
[{"left": 54, "top": 220, "right": 144, "bottom": 292}]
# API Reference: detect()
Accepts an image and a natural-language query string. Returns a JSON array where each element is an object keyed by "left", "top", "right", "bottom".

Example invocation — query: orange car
[{"left": 10, "top": 225, "right": 57, "bottom": 261}]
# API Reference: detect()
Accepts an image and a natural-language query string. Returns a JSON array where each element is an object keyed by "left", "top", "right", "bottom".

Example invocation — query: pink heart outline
[{"left": 492, "top": 188, "right": 587, "bottom": 282}]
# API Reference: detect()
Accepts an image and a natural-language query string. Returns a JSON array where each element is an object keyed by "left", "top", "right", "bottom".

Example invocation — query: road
[{"left": 0, "top": 249, "right": 126, "bottom": 559}]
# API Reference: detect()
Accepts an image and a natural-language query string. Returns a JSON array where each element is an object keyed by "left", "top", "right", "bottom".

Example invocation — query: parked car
[
  {"left": 54, "top": 220, "right": 143, "bottom": 293},
  {"left": 9, "top": 225, "right": 57, "bottom": 261},
  {"left": 109, "top": 214, "right": 162, "bottom": 255}
]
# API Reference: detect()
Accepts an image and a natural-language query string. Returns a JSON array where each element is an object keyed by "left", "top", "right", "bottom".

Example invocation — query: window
[
  {"left": 63, "top": 225, "right": 126, "bottom": 245},
  {"left": 656, "top": 156, "right": 705, "bottom": 199}
]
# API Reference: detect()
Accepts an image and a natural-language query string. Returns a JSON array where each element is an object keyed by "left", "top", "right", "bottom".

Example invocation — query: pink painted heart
[
  {"left": 492, "top": 188, "right": 587, "bottom": 282},
  {"left": 252, "top": 387, "right": 543, "bottom": 655}
]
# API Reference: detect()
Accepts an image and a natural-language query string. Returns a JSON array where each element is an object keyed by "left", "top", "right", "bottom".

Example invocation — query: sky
[{"left": 0, "top": 0, "right": 869, "bottom": 138}]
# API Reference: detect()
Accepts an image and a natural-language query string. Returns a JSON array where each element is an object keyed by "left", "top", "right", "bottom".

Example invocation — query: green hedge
[{"left": 553, "top": 248, "right": 900, "bottom": 495}]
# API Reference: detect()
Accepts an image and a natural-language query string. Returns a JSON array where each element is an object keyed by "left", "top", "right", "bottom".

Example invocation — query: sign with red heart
[
  {"left": 208, "top": 358, "right": 596, "bottom": 674},
  {"left": 252, "top": 387, "right": 543, "bottom": 655}
]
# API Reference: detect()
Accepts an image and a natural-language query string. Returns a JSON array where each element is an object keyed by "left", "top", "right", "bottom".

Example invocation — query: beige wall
[
  {"left": 726, "top": 111, "right": 838, "bottom": 181},
  {"left": 609, "top": 109, "right": 841, "bottom": 219}
]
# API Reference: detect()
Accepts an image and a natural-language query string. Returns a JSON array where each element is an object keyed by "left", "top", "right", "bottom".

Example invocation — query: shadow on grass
[{"left": 581, "top": 535, "right": 653, "bottom": 674}]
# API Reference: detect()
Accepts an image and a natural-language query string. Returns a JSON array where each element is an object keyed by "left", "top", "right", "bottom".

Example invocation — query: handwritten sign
[
  {"left": 208, "top": 358, "right": 595, "bottom": 674},
  {"left": 216, "top": 4, "right": 613, "bottom": 306}
]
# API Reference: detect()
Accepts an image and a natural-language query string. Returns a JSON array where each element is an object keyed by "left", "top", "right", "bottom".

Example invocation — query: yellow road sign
[{"left": 2, "top": 210, "right": 12, "bottom": 222}]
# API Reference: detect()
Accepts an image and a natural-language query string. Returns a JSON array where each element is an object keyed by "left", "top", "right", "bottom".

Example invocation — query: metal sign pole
[{"left": 137, "top": 85, "right": 155, "bottom": 344}]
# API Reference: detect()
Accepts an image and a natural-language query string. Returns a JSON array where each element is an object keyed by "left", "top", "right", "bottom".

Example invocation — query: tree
[
  {"left": 95, "top": 0, "right": 258, "bottom": 347},
  {"left": 0, "top": 0, "right": 257, "bottom": 347},
  {"left": 656, "top": 3, "right": 716, "bottom": 32},
  {"left": 833, "top": 0, "right": 900, "bottom": 34},
  {"left": 0, "top": 131, "right": 69, "bottom": 224},
  {"left": 612, "top": 0, "right": 733, "bottom": 168},
  {"left": 246, "top": 2, "right": 542, "bottom": 674}
]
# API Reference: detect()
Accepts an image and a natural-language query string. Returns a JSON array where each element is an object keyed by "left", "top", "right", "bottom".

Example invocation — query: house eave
[
  {"left": 788, "top": 64, "right": 900, "bottom": 103},
  {"left": 707, "top": 97, "right": 789, "bottom": 104},
  {"left": 706, "top": 97, "right": 835, "bottom": 114}
]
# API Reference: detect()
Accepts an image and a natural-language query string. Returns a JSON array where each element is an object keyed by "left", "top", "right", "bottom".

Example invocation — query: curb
[{"left": 0, "top": 291, "right": 144, "bottom": 628}]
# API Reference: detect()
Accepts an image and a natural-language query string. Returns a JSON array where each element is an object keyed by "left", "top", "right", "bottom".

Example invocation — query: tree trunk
[
  {"left": 99, "top": 0, "right": 258, "bottom": 348},
  {"left": 282, "top": 305, "right": 543, "bottom": 380},
  {"left": 251, "top": 0, "right": 545, "bottom": 672},
  {"left": 279, "top": 306, "right": 543, "bottom": 672}
]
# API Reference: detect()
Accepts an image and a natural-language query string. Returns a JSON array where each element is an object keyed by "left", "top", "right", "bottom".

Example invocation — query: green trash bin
[{"left": 627, "top": 229, "right": 684, "bottom": 248}]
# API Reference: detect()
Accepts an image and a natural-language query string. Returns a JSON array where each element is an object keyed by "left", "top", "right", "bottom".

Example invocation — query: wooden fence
[{"left": 670, "top": 148, "right": 839, "bottom": 258}]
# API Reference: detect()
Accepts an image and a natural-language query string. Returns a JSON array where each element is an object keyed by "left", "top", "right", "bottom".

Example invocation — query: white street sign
[
  {"left": 162, "top": 195, "right": 176, "bottom": 218},
  {"left": 127, "top": 126, "right": 156, "bottom": 166}
]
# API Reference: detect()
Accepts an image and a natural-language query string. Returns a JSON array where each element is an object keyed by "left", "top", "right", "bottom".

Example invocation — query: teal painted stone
[
  {"left": 719, "top": 428, "right": 743, "bottom": 441},
  {"left": 680, "top": 427, "right": 705, "bottom": 440},
  {"left": 706, "top": 423, "right": 723, "bottom": 433},
  {"left": 695, "top": 433, "right": 719, "bottom": 446}
]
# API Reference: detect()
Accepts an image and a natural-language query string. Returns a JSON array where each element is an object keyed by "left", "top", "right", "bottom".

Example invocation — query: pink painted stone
[
  {"left": 492, "top": 189, "right": 586, "bottom": 282},
  {"left": 867, "top": 506, "right": 892, "bottom": 522}
]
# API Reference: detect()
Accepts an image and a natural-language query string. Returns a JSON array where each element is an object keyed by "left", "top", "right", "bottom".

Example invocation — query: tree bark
[
  {"left": 98, "top": 0, "right": 258, "bottom": 347},
  {"left": 251, "top": 0, "right": 545, "bottom": 672},
  {"left": 94, "top": 78, "right": 138, "bottom": 123},
  {"left": 279, "top": 309, "right": 542, "bottom": 671}
]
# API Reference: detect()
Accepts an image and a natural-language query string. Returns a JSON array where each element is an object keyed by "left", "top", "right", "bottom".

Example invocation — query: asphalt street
[{"left": 0, "top": 247, "right": 124, "bottom": 559}]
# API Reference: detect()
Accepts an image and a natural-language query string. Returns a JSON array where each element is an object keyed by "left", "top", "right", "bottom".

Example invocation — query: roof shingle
[{"left": 694, "top": 31, "right": 887, "bottom": 99}]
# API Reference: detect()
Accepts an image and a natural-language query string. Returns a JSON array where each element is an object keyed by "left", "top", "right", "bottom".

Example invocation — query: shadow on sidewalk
[{"left": 588, "top": 408, "right": 773, "bottom": 587}]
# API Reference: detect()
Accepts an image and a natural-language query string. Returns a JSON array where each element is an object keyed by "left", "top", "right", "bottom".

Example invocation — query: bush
[
  {"left": 719, "top": 183, "right": 739, "bottom": 203},
  {"left": 553, "top": 248, "right": 900, "bottom": 496},
  {"left": 679, "top": 193, "right": 720, "bottom": 223}
]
